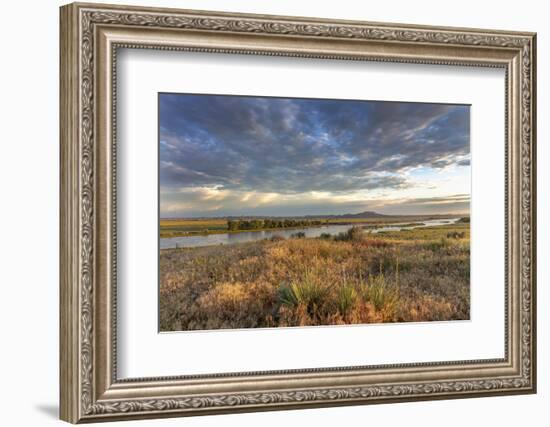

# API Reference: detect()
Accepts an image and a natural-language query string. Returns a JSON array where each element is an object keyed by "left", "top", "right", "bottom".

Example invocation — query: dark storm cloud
[{"left": 159, "top": 94, "right": 470, "bottom": 194}]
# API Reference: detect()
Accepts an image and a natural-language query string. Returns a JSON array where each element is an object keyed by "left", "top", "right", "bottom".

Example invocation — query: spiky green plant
[
  {"left": 361, "top": 274, "right": 399, "bottom": 315},
  {"left": 337, "top": 284, "right": 357, "bottom": 316},
  {"left": 278, "top": 269, "right": 328, "bottom": 317}
]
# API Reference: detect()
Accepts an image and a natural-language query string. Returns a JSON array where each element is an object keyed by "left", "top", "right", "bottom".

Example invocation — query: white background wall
[{"left": 0, "top": 0, "right": 545, "bottom": 426}]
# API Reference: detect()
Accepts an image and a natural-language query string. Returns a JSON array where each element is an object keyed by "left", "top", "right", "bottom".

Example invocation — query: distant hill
[
  {"left": 161, "top": 211, "right": 467, "bottom": 221},
  {"left": 220, "top": 211, "right": 391, "bottom": 220},
  {"left": 310, "top": 211, "right": 389, "bottom": 219},
  {"left": 163, "top": 211, "right": 392, "bottom": 221}
]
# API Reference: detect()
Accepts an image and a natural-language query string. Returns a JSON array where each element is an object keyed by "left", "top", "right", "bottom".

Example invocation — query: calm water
[{"left": 160, "top": 218, "right": 461, "bottom": 249}]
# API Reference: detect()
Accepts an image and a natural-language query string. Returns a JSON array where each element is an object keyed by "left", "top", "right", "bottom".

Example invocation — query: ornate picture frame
[{"left": 60, "top": 2, "right": 536, "bottom": 423}]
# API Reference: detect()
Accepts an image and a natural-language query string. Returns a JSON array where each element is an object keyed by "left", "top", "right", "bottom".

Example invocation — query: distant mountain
[
  {"left": 313, "top": 211, "right": 389, "bottom": 219},
  {"left": 162, "top": 211, "right": 465, "bottom": 221},
  {"left": 221, "top": 211, "right": 390, "bottom": 220},
  {"left": 164, "top": 211, "right": 391, "bottom": 220}
]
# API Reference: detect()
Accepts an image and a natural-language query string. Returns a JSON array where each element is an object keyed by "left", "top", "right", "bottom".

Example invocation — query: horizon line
[{"left": 160, "top": 212, "right": 470, "bottom": 220}]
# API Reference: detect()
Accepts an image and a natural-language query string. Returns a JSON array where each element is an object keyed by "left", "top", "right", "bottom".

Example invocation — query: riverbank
[{"left": 160, "top": 223, "right": 329, "bottom": 238}]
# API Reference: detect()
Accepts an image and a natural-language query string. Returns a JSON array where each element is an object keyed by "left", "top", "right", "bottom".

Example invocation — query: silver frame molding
[{"left": 60, "top": 2, "right": 537, "bottom": 423}]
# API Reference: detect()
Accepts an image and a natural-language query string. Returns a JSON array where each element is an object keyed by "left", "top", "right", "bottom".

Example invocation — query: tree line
[{"left": 227, "top": 218, "right": 324, "bottom": 231}]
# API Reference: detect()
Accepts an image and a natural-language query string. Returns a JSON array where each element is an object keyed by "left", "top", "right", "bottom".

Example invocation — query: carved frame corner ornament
[{"left": 60, "top": 2, "right": 536, "bottom": 423}]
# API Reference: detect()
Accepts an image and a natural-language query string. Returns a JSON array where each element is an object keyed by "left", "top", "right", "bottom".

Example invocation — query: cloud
[
  {"left": 159, "top": 93, "right": 470, "bottom": 216},
  {"left": 160, "top": 94, "right": 469, "bottom": 193},
  {"left": 160, "top": 187, "right": 470, "bottom": 218},
  {"left": 374, "top": 194, "right": 470, "bottom": 215}
]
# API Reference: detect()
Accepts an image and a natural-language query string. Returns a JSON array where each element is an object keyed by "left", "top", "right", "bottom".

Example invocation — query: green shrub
[
  {"left": 423, "top": 237, "right": 451, "bottom": 252},
  {"left": 446, "top": 231, "right": 466, "bottom": 239},
  {"left": 334, "top": 226, "right": 364, "bottom": 242}
]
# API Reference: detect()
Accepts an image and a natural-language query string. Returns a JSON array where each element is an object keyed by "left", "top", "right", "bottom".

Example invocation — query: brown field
[
  {"left": 160, "top": 218, "right": 228, "bottom": 237},
  {"left": 159, "top": 223, "right": 470, "bottom": 331}
]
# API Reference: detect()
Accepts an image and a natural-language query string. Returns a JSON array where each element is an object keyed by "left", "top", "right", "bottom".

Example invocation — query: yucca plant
[
  {"left": 361, "top": 274, "right": 399, "bottom": 318},
  {"left": 337, "top": 284, "right": 357, "bottom": 317},
  {"left": 278, "top": 269, "right": 328, "bottom": 317}
]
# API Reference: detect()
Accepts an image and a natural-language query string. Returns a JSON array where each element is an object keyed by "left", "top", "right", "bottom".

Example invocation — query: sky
[{"left": 159, "top": 93, "right": 470, "bottom": 218}]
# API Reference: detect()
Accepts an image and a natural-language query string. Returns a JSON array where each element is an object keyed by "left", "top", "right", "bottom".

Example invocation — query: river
[{"left": 160, "top": 218, "right": 461, "bottom": 249}]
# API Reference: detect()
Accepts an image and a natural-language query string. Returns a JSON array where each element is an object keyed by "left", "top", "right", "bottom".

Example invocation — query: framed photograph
[{"left": 60, "top": 2, "right": 537, "bottom": 423}]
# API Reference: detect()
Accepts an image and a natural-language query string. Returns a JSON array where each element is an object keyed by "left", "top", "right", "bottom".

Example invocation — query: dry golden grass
[{"left": 159, "top": 224, "right": 470, "bottom": 331}]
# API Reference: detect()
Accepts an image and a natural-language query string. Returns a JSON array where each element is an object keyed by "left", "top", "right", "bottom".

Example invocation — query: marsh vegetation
[{"left": 159, "top": 222, "right": 470, "bottom": 331}]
